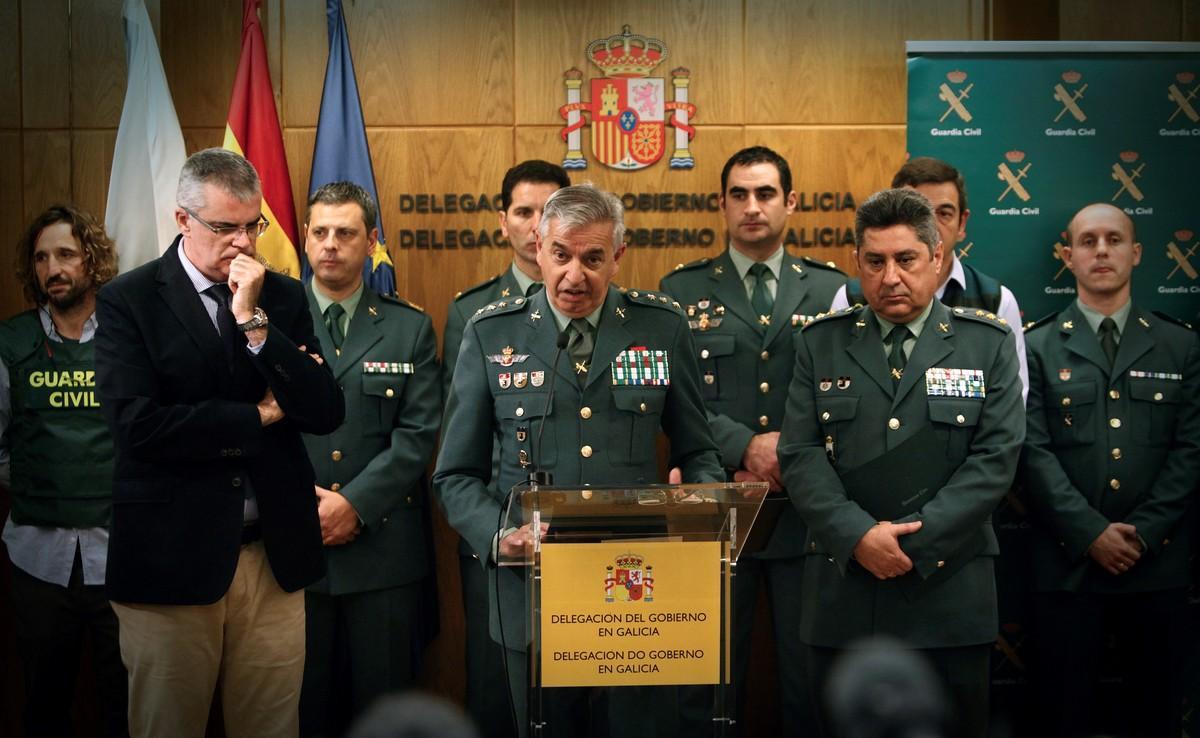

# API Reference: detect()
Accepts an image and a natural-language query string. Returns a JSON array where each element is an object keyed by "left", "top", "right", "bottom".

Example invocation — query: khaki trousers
[{"left": 111, "top": 541, "right": 306, "bottom": 738}]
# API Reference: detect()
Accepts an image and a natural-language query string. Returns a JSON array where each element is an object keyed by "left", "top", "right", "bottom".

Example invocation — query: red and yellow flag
[{"left": 223, "top": 0, "right": 299, "bottom": 276}]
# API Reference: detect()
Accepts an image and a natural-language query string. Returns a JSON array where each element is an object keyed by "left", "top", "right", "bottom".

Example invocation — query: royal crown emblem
[
  {"left": 604, "top": 553, "right": 655, "bottom": 602},
  {"left": 558, "top": 26, "right": 697, "bottom": 171}
]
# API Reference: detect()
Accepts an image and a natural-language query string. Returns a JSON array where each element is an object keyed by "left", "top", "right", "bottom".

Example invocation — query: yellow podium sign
[{"left": 539, "top": 540, "right": 721, "bottom": 687}]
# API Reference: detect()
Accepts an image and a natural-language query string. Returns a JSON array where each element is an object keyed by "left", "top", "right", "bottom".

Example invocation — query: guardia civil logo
[
  {"left": 1052, "top": 70, "right": 1088, "bottom": 123},
  {"left": 557, "top": 26, "right": 698, "bottom": 171},
  {"left": 989, "top": 151, "right": 1038, "bottom": 217},
  {"left": 938, "top": 69, "right": 974, "bottom": 123},
  {"left": 1111, "top": 151, "right": 1146, "bottom": 204},
  {"left": 1167, "top": 71, "right": 1198, "bottom": 124},
  {"left": 1166, "top": 229, "right": 1198, "bottom": 281}
]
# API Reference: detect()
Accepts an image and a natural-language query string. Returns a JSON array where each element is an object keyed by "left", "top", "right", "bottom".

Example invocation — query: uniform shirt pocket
[
  {"left": 1046, "top": 379, "right": 1097, "bottom": 447},
  {"left": 1129, "top": 378, "right": 1182, "bottom": 446},
  {"left": 609, "top": 389, "right": 666, "bottom": 466},
  {"left": 495, "top": 394, "right": 555, "bottom": 474},
  {"left": 361, "top": 373, "right": 407, "bottom": 433},
  {"left": 815, "top": 395, "right": 859, "bottom": 466},
  {"left": 694, "top": 334, "right": 736, "bottom": 403},
  {"left": 928, "top": 397, "right": 983, "bottom": 462}
]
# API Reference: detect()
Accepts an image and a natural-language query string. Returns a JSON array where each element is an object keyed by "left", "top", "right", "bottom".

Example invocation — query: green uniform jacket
[
  {"left": 433, "top": 285, "right": 724, "bottom": 648},
  {"left": 778, "top": 302, "right": 1024, "bottom": 648},
  {"left": 303, "top": 285, "right": 442, "bottom": 596},
  {"left": 1023, "top": 302, "right": 1200, "bottom": 594},
  {"left": 658, "top": 250, "right": 847, "bottom": 558},
  {"left": 443, "top": 270, "right": 524, "bottom": 397}
]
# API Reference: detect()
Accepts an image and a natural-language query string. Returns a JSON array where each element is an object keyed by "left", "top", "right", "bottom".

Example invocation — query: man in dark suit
[
  {"left": 658, "top": 145, "right": 846, "bottom": 734},
  {"left": 778, "top": 188, "right": 1024, "bottom": 738},
  {"left": 95, "top": 148, "right": 344, "bottom": 738},
  {"left": 441, "top": 159, "right": 568, "bottom": 737},
  {"left": 298, "top": 182, "right": 441, "bottom": 736},
  {"left": 434, "top": 184, "right": 724, "bottom": 737},
  {"left": 1023, "top": 203, "right": 1200, "bottom": 738}
]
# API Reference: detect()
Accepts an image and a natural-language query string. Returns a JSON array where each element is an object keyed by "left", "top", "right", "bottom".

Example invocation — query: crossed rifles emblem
[
  {"left": 996, "top": 152, "right": 1031, "bottom": 203},
  {"left": 937, "top": 70, "right": 973, "bottom": 123},
  {"left": 1111, "top": 154, "right": 1145, "bottom": 203},
  {"left": 1168, "top": 78, "right": 1199, "bottom": 124},
  {"left": 1053, "top": 71, "right": 1087, "bottom": 123},
  {"left": 1167, "top": 230, "right": 1198, "bottom": 280}
]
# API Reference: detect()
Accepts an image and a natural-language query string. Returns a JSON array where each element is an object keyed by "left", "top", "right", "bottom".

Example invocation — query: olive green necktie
[
  {"left": 748, "top": 262, "right": 774, "bottom": 319},
  {"left": 568, "top": 318, "right": 594, "bottom": 385},
  {"left": 325, "top": 303, "right": 346, "bottom": 351},
  {"left": 888, "top": 325, "right": 911, "bottom": 386},
  {"left": 1098, "top": 317, "right": 1118, "bottom": 368}
]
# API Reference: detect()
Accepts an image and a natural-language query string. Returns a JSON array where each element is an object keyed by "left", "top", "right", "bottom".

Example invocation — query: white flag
[{"left": 106, "top": 0, "right": 186, "bottom": 272}]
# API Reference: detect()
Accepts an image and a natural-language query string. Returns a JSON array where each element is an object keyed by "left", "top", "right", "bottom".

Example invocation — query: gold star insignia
[
  {"left": 574, "top": 361, "right": 589, "bottom": 375},
  {"left": 615, "top": 307, "right": 626, "bottom": 319},
  {"left": 500, "top": 287, "right": 511, "bottom": 298}
]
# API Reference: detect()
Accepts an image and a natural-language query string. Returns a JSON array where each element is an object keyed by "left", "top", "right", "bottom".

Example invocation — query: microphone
[{"left": 530, "top": 330, "right": 570, "bottom": 486}]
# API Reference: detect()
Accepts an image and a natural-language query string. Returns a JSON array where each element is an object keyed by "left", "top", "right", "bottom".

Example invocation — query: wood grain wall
[{"left": 0, "top": 0, "right": 1193, "bottom": 733}]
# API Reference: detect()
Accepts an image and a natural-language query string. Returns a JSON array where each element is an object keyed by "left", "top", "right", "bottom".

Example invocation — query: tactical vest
[
  {"left": 846, "top": 262, "right": 1002, "bottom": 312},
  {"left": 0, "top": 311, "right": 113, "bottom": 528}
]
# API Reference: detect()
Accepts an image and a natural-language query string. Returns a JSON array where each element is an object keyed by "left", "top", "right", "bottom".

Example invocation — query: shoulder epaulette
[
  {"left": 670, "top": 257, "right": 712, "bottom": 273},
  {"left": 802, "top": 305, "right": 861, "bottom": 330},
  {"left": 379, "top": 293, "right": 424, "bottom": 312},
  {"left": 452, "top": 273, "right": 503, "bottom": 301},
  {"left": 1022, "top": 312, "right": 1059, "bottom": 333},
  {"left": 471, "top": 295, "right": 531, "bottom": 321},
  {"left": 800, "top": 256, "right": 847, "bottom": 275},
  {"left": 948, "top": 306, "right": 1010, "bottom": 331},
  {"left": 1151, "top": 310, "right": 1195, "bottom": 331},
  {"left": 624, "top": 289, "right": 683, "bottom": 313}
]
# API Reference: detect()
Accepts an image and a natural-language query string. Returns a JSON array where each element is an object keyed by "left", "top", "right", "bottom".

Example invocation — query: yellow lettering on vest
[
  {"left": 50, "top": 391, "right": 64, "bottom": 408},
  {"left": 29, "top": 371, "right": 45, "bottom": 388},
  {"left": 72, "top": 370, "right": 86, "bottom": 385}
]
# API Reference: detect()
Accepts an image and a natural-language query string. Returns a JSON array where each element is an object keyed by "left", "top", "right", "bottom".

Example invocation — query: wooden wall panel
[
  {"left": 71, "top": 0, "right": 126, "bottom": 129},
  {"left": 0, "top": 133, "right": 25, "bottom": 319},
  {"left": 0, "top": 0, "right": 20, "bottom": 129},
  {"left": 1058, "top": 0, "right": 1183, "bottom": 40},
  {"left": 21, "top": 0, "right": 69, "bottom": 129},
  {"left": 22, "top": 132, "right": 72, "bottom": 224},
  {"left": 1188, "top": 0, "right": 1200, "bottom": 40},
  {"left": 746, "top": 0, "right": 976, "bottom": 125},
  {"left": 991, "top": 0, "right": 1060, "bottom": 39},
  {"left": 161, "top": 0, "right": 242, "bottom": 128},
  {"left": 72, "top": 130, "right": 118, "bottom": 225},
  {"left": 281, "top": 0, "right": 514, "bottom": 128},
  {"left": 514, "top": 0, "right": 744, "bottom": 126},
  {"left": 182, "top": 128, "right": 227, "bottom": 156}
]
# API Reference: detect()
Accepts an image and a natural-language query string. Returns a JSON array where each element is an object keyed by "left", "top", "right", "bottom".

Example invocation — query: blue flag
[{"left": 306, "top": 0, "right": 395, "bottom": 296}]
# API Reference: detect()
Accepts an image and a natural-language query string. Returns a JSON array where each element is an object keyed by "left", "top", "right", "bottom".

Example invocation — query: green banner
[{"left": 907, "top": 42, "right": 1200, "bottom": 324}]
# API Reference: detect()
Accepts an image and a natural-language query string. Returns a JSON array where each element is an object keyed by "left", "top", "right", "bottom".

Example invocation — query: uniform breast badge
[
  {"left": 925, "top": 367, "right": 986, "bottom": 399},
  {"left": 612, "top": 346, "right": 671, "bottom": 386}
]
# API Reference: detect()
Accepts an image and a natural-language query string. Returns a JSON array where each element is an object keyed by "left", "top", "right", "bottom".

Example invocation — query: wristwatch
[{"left": 237, "top": 307, "right": 269, "bottom": 332}]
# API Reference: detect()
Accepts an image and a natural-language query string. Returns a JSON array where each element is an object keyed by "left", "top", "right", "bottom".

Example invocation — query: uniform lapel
[
  {"left": 763, "top": 253, "right": 806, "bottom": 347},
  {"left": 1110, "top": 305, "right": 1155, "bottom": 380},
  {"left": 334, "top": 289, "right": 385, "bottom": 381},
  {"left": 305, "top": 281, "right": 337, "bottom": 368},
  {"left": 845, "top": 309, "right": 893, "bottom": 398},
  {"left": 522, "top": 291, "right": 576, "bottom": 388},
  {"left": 709, "top": 250, "right": 763, "bottom": 337},
  {"left": 1061, "top": 302, "right": 1110, "bottom": 377},
  {"left": 893, "top": 301, "right": 953, "bottom": 407},
  {"left": 156, "top": 239, "right": 229, "bottom": 380},
  {"left": 585, "top": 288, "right": 633, "bottom": 390}
]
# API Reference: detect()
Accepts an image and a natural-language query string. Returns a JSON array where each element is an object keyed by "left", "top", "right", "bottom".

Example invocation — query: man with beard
[
  {"left": 0, "top": 205, "right": 127, "bottom": 737},
  {"left": 1023, "top": 203, "right": 1200, "bottom": 737}
]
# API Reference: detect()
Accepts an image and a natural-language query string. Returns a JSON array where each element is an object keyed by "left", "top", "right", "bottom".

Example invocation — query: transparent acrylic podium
[{"left": 499, "top": 481, "right": 769, "bottom": 737}]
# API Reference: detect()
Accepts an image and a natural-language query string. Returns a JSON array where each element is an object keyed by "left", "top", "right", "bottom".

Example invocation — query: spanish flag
[{"left": 223, "top": 0, "right": 300, "bottom": 277}]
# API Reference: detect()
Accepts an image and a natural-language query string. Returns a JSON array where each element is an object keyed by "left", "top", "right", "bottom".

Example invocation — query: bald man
[{"left": 1022, "top": 203, "right": 1200, "bottom": 738}]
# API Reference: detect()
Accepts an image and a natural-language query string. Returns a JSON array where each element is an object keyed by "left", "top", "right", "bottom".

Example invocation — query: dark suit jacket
[
  {"left": 303, "top": 284, "right": 441, "bottom": 596},
  {"left": 778, "top": 301, "right": 1024, "bottom": 648},
  {"left": 1023, "top": 302, "right": 1200, "bottom": 594},
  {"left": 95, "top": 239, "right": 344, "bottom": 605}
]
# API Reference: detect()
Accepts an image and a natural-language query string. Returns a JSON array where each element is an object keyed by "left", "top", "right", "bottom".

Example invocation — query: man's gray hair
[
  {"left": 537, "top": 184, "right": 626, "bottom": 248},
  {"left": 177, "top": 148, "right": 261, "bottom": 211},
  {"left": 854, "top": 188, "right": 940, "bottom": 256}
]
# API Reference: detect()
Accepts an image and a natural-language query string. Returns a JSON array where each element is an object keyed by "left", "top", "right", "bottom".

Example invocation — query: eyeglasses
[{"left": 183, "top": 208, "right": 270, "bottom": 239}]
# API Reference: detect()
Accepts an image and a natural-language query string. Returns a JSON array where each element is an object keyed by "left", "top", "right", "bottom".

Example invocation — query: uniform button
[
  {"left": 700, "top": 349, "right": 711, "bottom": 359},
  {"left": 220, "top": 449, "right": 228, "bottom": 457},
  {"left": 759, "top": 382, "right": 769, "bottom": 393},
  {"left": 1109, "top": 417, "right": 1121, "bottom": 429},
  {"left": 1110, "top": 478, "right": 1120, "bottom": 491},
  {"left": 405, "top": 496, "right": 413, "bottom": 504},
  {"left": 385, "top": 388, "right": 395, "bottom": 398},
  {"left": 1108, "top": 389, "right": 1120, "bottom": 400},
  {"left": 760, "top": 351, "right": 769, "bottom": 361},
  {"left": 234, "top": 449, "right": 242, "bottom": 456},
  {"left": 1061, "top": 396, "right": 1071, "bottom": 407},
  {"left": 1111, "top": 447, "right": 1122, "bottom": 460},
  {"left": 1154, "top": 392, "right": 1164, "bottom": 402},
  {"left": 1163, "top": 538, "right": 1171, "bottom": 546},
  {"left": 936, "top": 560, "right": 945, "bottom": 569},
  {"left": 810, "top": 542, "right": 817, "bottom": 551},
  {"left": 332, "top": 450, "right": 343, "bottom": 461},
  {"left": 516, "top": 407, "right": 525, "bottom": 417},
  {"left": 231, "top": 477, "right": 242, "bottom": 488},
  {"left": 758, "top": 415, "right": 769, "bottom": 427},
  {"left": 580, "top": 445, "right": 593, "bottom": 458},
  {"left": 331, "top": 483, "right": 341, "bottom": 492},
  {"left": 821, "top": 411, "right": 831, "bottom": 422},
  {"left": 382, "top": 516, "right": 389, "bottom": 523},
  {"left": 956, "top": 414, "right": 966, "bottom": 424},
  {"left": 888, "top": 418, "right": 900, "bottom": 430},
  {"left": 580, "top": 406, "right": 592, "bottom": 419},
  {"left": 639, "top": 402, "right": 648, "bottom": 412},
  {"left": 704, "top": 375, "right": 715, "bottom": 385}
]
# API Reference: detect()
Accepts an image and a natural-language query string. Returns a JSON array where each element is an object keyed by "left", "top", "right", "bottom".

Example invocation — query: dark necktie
[
  {"left": 748, "top": 262, "right": 774, "bottom": 320},
  {"left": 568, "top": 318, "right": 594, "bottom": 386},
  {"left": 1098, "top": 317, "right": 1118, "bottom": 368},
  {"left": 526, "top": 282, "right": 543, "bottom": 297},
  {"left": 888, "top": 325, "right": 911, "bottom": 387},
  {"left": 325, "top": 303, "right": 346, "bottom": 352},
  {"left": 204, "top": 284, "right": 241, "bottom": 365}
]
